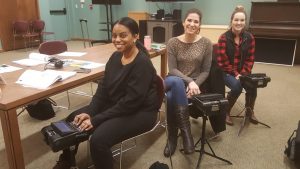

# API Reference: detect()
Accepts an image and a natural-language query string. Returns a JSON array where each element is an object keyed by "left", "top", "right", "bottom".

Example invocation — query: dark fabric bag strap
[{"left": 46, "top": 98, "right": 57, "bottom": 106}]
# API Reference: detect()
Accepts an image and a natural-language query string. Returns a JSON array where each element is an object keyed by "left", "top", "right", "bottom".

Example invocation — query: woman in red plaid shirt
[{"left": 217, "top": 6, "right": 258, "bottom": 126}]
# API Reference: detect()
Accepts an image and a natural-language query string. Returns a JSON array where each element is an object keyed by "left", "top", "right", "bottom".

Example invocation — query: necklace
[
  {"left": 121, "top": 48, "right": 138, "bottom": 65},
  {"left": 181, "top": 34, "right": 201, "bottom": 43},
  {"left": 121, "top": 55, "right": 135, "bottom": 65}
]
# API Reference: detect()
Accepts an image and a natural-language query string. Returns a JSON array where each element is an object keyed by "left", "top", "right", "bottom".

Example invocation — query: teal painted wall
[{"left": 39, "top": 0, "right": 276, "bottom": 41}]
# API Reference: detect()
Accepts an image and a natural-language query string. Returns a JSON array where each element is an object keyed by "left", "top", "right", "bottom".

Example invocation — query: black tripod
[
  {"left": 194, "top": 115, "right": 232, "bottom": 169},
  {"left": 231, "top": 96, "right": 271, "bottom": 136}
]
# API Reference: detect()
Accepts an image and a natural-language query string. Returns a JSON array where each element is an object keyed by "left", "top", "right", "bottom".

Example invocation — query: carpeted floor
[{"left": 0, "top": 41, "right": 299, "bottom": 169}]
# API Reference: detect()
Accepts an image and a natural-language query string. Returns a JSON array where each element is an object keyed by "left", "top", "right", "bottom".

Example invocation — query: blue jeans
[
  {"left": 223, "top": 73, "right": 257, "bottom": 98},
  {"left": 164, "top": 76, "right": 188, "bottom": 116}
]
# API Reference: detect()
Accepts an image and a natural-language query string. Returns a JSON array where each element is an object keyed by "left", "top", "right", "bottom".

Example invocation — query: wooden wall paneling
[
  {"left": 0, "top": 0, "right": 40, "bottom": 51},
  {"left": 16, "top": 0, "right": 40, "bottom": 20},
  {"left": 0, "top": 0, "right": 17, "bottom": 51}
]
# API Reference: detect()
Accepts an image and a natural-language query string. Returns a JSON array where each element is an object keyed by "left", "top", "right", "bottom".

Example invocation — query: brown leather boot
[
  {"left": 163, "top": 114, "right": 178, "bottom": 157},
  {"left": 245, "top": 93, "right": 258, "bottom": 124},
  {"left": 176, "top": 105, "right": 194, "bottom": 154},
  {"left": 225, "top": 93, "right": 238, "bottom": 126}
]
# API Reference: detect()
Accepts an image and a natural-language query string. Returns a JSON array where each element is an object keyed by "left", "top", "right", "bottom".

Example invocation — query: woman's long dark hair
[{"left": 113, "top": 17, "right": 149, "bottom": 57}]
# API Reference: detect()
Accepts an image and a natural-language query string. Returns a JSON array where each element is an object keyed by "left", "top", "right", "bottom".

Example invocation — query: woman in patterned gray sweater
[{"left": 163, "top": 8, "right": 212, "bottom": 157}]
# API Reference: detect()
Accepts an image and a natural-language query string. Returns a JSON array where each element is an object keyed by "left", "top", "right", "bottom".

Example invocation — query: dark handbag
[
  {"left": 285, "top": 130, "right": 297, "bottom": 160},
  {"left": 26, "top": 98, "right": 57, "bottom": 120},
  {"left": 284, "top": 120, "right": 300, "bottom": 168}
]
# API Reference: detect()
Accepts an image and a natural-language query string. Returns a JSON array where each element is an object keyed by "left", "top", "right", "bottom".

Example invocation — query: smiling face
[
  {"left": 231, "top": 12, "right": 246, "bottom": 34},
  {"left": 183, "top": 13, "right": 201, "bottom": 35},
  {"left": 112, "top": 23, "right": 138, "bottom": 53}
]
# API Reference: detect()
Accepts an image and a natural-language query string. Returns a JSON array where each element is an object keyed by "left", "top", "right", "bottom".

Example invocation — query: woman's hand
[
  {"left": 78, "top": 119, "right": 93, "bottom": 131},
  {"left": 186, "top": 81, "right": 200, "bottom": 98},
  {"left": 73, "top": 113, "right": 93, "bottom": 131},
  {"left": 236, "top": 74, "right": 241, "bottom": 80}
]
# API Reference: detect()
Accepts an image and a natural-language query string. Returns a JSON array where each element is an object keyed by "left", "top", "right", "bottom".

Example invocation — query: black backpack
[
  {"left": 149, "top": 161, "right": 169, "bottom": 169},
  {"left": 20, "top": 98, "right": 57, "bottom": 120}
]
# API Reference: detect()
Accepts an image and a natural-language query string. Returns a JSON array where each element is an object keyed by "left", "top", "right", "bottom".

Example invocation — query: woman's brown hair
[
  {"left": 183, "top": 8, "right": 202, "bottom": 23},
  {"left": 230, "top": 5, "right": 247, "bottom": 22}
]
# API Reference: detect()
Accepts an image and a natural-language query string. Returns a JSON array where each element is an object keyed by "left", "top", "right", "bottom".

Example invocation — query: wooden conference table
[{"left": 0, "top": 43, "right": 167, "bottom": 169}]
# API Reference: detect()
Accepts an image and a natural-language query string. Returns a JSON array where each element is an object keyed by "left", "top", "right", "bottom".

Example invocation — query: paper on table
[
  {"left": 28, "top": 53, "right": 51, "bottom": 61},
  {"left": 0, "top": 64, "right": 22, "bottom": 73},
  {"left": 63, "top": 59, "right": 105, "bottom": 69},
  {"left": 12, "top": 52, "right": 50, "bottom": 66},
  {"left": 57, "top": 52, "right": 86, "bottom": 57},
  {"left": 16, "top": 69, "right": 76, "bottom": 89}
]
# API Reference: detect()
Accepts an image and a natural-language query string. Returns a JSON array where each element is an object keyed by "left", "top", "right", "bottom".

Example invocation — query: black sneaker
[{"left": 53, "top": 154, "right": 71, "bottom": 169}]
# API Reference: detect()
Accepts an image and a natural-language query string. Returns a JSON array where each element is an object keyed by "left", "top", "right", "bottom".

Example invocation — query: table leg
[
  {"left": 160, "top": 52, "right": 167, "bottom": 78},
  {"left": 0, "top": 109, "right": 25, "bottom": 169}
]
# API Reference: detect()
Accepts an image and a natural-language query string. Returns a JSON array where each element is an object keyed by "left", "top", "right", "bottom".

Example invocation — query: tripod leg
[
  {"left": 237, "top": 109, "right": 249, "bottom": 136},
  {"left": 194, "top": 137, "right": 201, "bottom": 147},
  {"left": 195, "top": 116, "right": 208, "bottom": 169},
  {"left": 204, "top": 151, "right": 233, "bottom": 165},
  {"left": 80, "top": 21, "right": 86, "bottom": 48},
  {"left": 257, "top": 121, "right": 271, "bottom": 128},
  {"left": 69, "top": 145, "right": 78, "bottom": 169},
  {"left": 204, "top": 140, "right": 233, "bottom": 165},
  {"left": 195, "top": 149, "right": 204, "bottom": 169}
]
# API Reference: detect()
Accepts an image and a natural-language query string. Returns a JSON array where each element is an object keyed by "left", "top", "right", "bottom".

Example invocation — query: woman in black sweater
[{"left": 53, "top": 17, "right": 159, "bottom": 169}]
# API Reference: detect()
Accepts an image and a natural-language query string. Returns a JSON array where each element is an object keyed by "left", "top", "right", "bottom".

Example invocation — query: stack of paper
[
  {"left": 58, "top": 52, "right": 86, "bottom": 57},
  {"left": 13, "top": 53, "right": 51, "bottom": 66},
  {"left": 16, "top": 69, "right": 76, "bottom": 89}
]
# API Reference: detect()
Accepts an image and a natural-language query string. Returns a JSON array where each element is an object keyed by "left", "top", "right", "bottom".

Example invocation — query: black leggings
[{"left": 65, "top": 106, "right": 157, "bottom": 169}]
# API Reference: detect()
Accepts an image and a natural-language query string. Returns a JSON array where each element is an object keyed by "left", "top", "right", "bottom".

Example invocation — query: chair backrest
[
  {"left": 156, "top": 75, "right": 165, "bottom": 108},
  {"left": 212, "top": 43, "right": 218, "bottom": 62},
  {"left": 38, "top": 40, "right": 67, "bottom": 55},
  {"left": 32, "top": 20, "right": 45, "bottom": 33},
  {"left": 12, "top": 20, "right": 30, "bottom": 34}
]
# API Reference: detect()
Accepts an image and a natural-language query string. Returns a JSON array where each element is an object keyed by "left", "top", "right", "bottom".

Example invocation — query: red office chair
[
  {"left": 38, "top": 41, "right": 71, "bottom": 109},
  {"left": 39, "top": 40, "right": 96, "bottom": 108},
  {"left": 12, "top": 20, "right": 39, "bottom": 49},
  {"left": 38, "top": 40, "right": 67, "bottom": 55}
]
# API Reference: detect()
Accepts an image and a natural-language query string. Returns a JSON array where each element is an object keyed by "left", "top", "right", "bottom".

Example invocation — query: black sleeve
[
  {"left": 87, "top": 57, "right": 111, "bottom": 117},
  {"left": 90, "top": 54, "right": 155, "bottom": 127}
]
